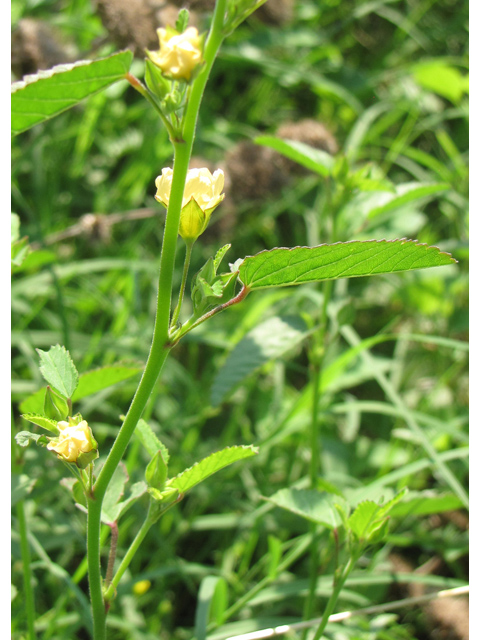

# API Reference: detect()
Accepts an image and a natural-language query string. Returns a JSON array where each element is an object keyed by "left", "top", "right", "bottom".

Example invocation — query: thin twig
[{"left": 223, "top": 585, "right": 469, "bottom": 640}]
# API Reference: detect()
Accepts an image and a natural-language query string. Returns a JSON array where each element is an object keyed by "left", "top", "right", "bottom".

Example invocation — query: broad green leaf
[
  {"left": 12, "top": 474, "right": 36, "bottom": 507},
  {"left": 37, "top": 345, "right": 79, "bottom": 398},
  {"left": 211, "top": 315, "right": 310, "bottom": 406},
  {"left": 21, "top": 413, "right": 58, "bottom": 433},
  {"left": 135, "top": 418, "right": 169, "bottom": 463},
  {"left": 15, "top": 431, "right": 49, "bottom": 448},
  {"left": 266, "top": 488, "right": 344, "bottom": 529},
  {"left": 167, "top": 445, "right": 258, "bottom": 493},
  {"left": 19, "top": 364, "right": 142, "bottom": 414},
  {"left": 12, "top": 51, "right": 133, "bottom": 135},
  {"left": 239, "top": 240, "right": 456, "bottom": 291},
  {"left": 194, "top": 576, "right": 228, "bottom": 640},
  {"left": 11, "top": 213, "right": 20, "bottom": 244},
  {"left": 72, "top": 365, "right": 141, "bottom": 401},
  {"left": 255, "top": 135, "right": 334, "bottom": 176}
]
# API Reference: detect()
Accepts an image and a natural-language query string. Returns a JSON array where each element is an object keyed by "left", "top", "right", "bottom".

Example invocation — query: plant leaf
[
  {"left": 19, "top": 364, "right": 141, "bottom": 414},
  {"left": 238, "top": 240, "right": 456, "bottom": 291},
  {"left": 12, "top": 50, "right": 133, "bottom": 135},
  {"left": 266, "top": 488, "right": 344, "bottom": 529},
  {"left": 211, "top": 315, "right": 310, "bottom": 406},
  {"left": 37, "top": 345, "right": 79, "bottom": 398},
  {"left": 21, "top": 413, "right": 58, "bottom": 433},
  {"left": 72, "top": 365, "right": 141, "bottom": 401},
  {"left": 101, "top": 464, "right": 128, "bottom": 525},
  {"left": 15, "top": 431, "right": 49, "bottom": 448},
  {"left": 194, "top": 576, "right": 228, "bottom": 640},
  {"left": 255, "top": 135, "right": 335, "bottom": 176},
  {"left": 167, "top": 445, "right": 258, "bottom": 493},
  {"left": 135, "top": 418, "right": 170, "bottom": 463}
]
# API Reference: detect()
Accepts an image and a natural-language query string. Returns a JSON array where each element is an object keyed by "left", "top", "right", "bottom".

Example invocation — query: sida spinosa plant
[{"left": 12, "top": 1, "right": 462, "bottom": 639}]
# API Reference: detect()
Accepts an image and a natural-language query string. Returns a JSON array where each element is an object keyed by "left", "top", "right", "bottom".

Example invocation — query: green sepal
[
  {"left": 145, "top": 58, "right": 171, "bottom": 101},
  {"left": 161, "top": 89, "right": 184, "bottom": 115},
  {"left": 21, "top": 413, "right": 59, "bottom": 434},
  {"left": 145, "top": 450, "right": 168, "bottom": 490},
  {"left": 44, "top": 385, "right": 69, "bottom": 421},
  {"left": 148, "top": 486, "right": 179, "bottom": 504},
  {"left": 75, "top": 448, "right": 99, "bottom": 470},
  {"left": 179, "top": 198, "right": 207, "bottom": 241},
  {"left": 15, "top": 431, "right": 49, "bottom": 448}
]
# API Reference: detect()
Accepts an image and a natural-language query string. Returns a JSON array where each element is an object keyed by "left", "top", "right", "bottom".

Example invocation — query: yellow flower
[
  {"left": 147, "top": 27, "right": 203, "bottom": 81},
  {"left": 47, "top": 419, "right": 96, "bottom": 463},
  {"left": 155, "top": 167, "right": 225, "bottom": 242}
]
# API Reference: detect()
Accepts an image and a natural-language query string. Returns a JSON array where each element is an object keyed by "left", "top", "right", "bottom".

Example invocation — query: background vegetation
[{"left": 12, "top": 1, "right": 468, "bottom": 639}]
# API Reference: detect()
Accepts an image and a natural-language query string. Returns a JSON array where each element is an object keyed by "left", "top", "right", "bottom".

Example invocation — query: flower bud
[
  {"left": 147, "top": 26, "right": 204, "bottom": 82},
  {"left": 155, "top": 167, "right": 225, "bottom": 242},
  {"left": 145, "top": 450, "right": 168, "bottom": 489},
  {"left": 44, "top": 385, "right": 69, "bottom": 421},
  {"left": 47, "top": 418, "right": 97, "bottom": 466}
]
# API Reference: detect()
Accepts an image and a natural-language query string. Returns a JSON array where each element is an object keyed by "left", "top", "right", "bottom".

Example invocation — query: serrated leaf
[
  {"left": 15, "top": 431, "right": 49, "bottom": 448},
  {"left": 214, "top": 244, "right": 231, "bottom": 271},
  {"left": 239, "top": 240, "right": 456, "bottom": 291},
  {"left": 348, "top": 501, "right": 381, "bottom": 539},
  {"left": 255, "top": 136, "right": 335, "bottom": 176},
  {"left": 211, "top": 315, "right": 310, "bottom": 406},
  {"left": 135, "top": 418, "right": 169, "bottom": 463},
  {"left": 266, "top": 488, "right": 344, "bottom": 529},
  {"left": 12, "top": 51, "right": 133, "bottom": 135},
  {"left": 19, "top": 364, "right": 141, "bottom": 415},
  {"left": 21, "top": 413, "right": 58, "bottom": 433},
  {"left": 167, "top": 445, "right": 258, "bottom": 494},
  {"left": 37, "top": 345, "right": 79, "bottom": 398}
]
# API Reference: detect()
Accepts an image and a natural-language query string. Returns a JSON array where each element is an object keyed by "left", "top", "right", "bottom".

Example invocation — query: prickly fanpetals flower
[
  {"left": 155, "top": 167, "right": 225, "bottom": 241},
  {"left": 147, "top": 26, "right": 203, "bottom": 81},
  {"left": 47, "top": 420, "right": 96, "bottom": 463}
]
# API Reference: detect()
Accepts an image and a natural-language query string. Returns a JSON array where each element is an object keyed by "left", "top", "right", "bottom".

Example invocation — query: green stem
[
  {"left": 125, "top": 73, "right": 177, "bottom": 141},
  {"left": 171, "top": 241, "right": 193, "bottom": 328},
  {"left": 16, "top": 500, "right": 36, "bottom": 640},
  {"left": 311, "top": 555, "right": 357, "bottom": 640},
  {"left": 86, "top": 3, "right": 228, "bottom": 636}
]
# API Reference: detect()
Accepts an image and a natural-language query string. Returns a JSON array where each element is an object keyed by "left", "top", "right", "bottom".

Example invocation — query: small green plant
[{"left": 12, "top": 2, "right": 466, "bottom": 639}]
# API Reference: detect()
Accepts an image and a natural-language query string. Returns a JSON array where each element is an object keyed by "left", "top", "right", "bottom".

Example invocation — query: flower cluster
[{"left": 155, "top": 167, "right": 225, "bottom": 242}]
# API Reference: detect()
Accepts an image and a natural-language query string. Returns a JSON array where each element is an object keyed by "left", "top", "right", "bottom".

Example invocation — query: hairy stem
[{"left": 86, "top": 2, "right": 228, "bottom": 636}]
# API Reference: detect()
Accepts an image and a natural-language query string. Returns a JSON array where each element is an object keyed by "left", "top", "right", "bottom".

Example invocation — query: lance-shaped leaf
[
  {"left": 238, "top": 240, "right": 456, "bottom": 291},
  {"left": 167, "top": 445, "right": 258, "bottom": 494},
  {"left": 12, "top": 50, "right": 133, "bottom": 136},
  {"left": 255, "top": 135, "right": 335, "bottom": 176}
]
